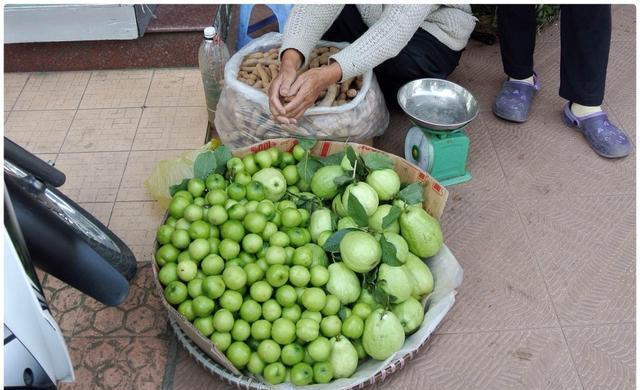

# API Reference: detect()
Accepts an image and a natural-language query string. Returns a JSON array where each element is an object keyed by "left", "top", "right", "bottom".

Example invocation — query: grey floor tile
[
  {"left": 565, "top": 323, "right": 635, "bottom": 390},
  {"left": 518, "top": 195, "right": 635, "bottom": 325}
]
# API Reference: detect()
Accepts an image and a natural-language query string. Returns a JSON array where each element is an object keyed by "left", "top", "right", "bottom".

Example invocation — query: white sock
[
  {"left": 570, "top": 103, "right": 602, "bottom": 117},
  {"left": 509, "top": 75, "right": 534, "bottom": 85}
]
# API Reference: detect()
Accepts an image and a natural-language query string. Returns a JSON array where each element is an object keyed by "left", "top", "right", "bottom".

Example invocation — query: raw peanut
[
  {"left": 256, "top": 64, "right": 271, "bottom": 85},
  {"left": 248, "top": 52, "right": 264, "bottom": 59},
  {"left": 310, "top": 57, "right": 320, "bottom": 69},
  {"left": 318, "top": 84, "right": 338, "bottom": 106},
  {"left": 241, "top": 66, "right": 256, "bottom": 73},
  {"left": 245, "top": 78, "right": 256, "bottom": 86},
  {"left": 355, "top": 76, "right": 364, "bottom": 89},
  {"left": 319, "top": 52, "right": 330, "bottom": 66},
  {"left": 329, "top": 46, "right": 340, "bottom": 54},
  {"left": 258, "top": 58, "right": 279, "bottom": 66},
  {"left": 242, "top": 58, "right": 260, "bottom": 67},
  {"left": 316, "top": 46, "right": 329, "bottom": 54},
  {"left": 338, "top": 92, "right": 346, "bottom": 101},
  {"left": 346, "top": 88, "right": 358, "bottom": 98},
  {"left": 340, "top": 78, "right": 353, "bottom": 94},
  {"left": 254, "top": 80, "right": 263, "bottom": 89},
  {"left": 268, "top": 47, "right": 278, "bottom": 54},
  {"left": 247, "top": 73, "right": 257, "bottom": 81},
  {"left": 335, "top": 99, "right": 346, "bottom": 106},
  {"left": 268, "top": 52, "right": 278, "bottom": 60},
  {"left": 318, "top": 89, "right": 327, "bottom": 98},
  {"left": 268, "top": 64, "right": 279, "bottom": 80}
]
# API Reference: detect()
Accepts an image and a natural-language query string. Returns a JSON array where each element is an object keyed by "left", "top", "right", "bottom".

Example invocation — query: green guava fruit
[
  {"left": 326, "top": 262, "right": 361, "bottom": 304},
  {"left": 366, "top": 169, "right": 401, "bottom": 201},
  {"left": 368, "top": 205, "right": 400, "bottom": 234},
  {"left": 311, "top": 165, "right": 345, "bottom": 200},
  {"left": 340, "top": 231, "right": 381, "bottom": 273},
  {"left": 329, "top": 335, "right": 358, "bottom": 378},
  {"left": 391, "top": 296, "right": 424, "bottom": 334},
  {"left": 377, "top": 264, "right": 412, "bottom": 303},
  {"left": 342, "top": 182, "right": 379, "bottom": 217},
  {"left": 362, "top": 308, "right": 405, "bottom": 360},
  {"left": 404, "top": 252, "right": 434, "bottom": 299},
  {"left": 399, "top": 206, "right": 443, "bottom": 258}
]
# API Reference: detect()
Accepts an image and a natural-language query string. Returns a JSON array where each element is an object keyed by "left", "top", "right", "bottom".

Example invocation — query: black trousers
[
  {"left": 321, "top": 5, "right": 462, "bottom": 106},
  {"left": 497, "top": 5, "right": 612, "bottom": 106}
]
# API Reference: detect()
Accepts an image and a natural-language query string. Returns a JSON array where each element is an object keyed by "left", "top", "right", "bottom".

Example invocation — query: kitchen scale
[{"left": 398, "top": 79, "right": 479, "bottom": 186}]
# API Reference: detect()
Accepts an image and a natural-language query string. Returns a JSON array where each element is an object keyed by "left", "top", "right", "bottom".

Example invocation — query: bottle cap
[{"left": 204, "top": 26, "right": 216, "bottom": 39}]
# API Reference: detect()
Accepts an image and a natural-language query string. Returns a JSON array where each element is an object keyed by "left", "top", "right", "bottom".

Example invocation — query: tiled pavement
[{"left": 4, "top": 5, "right": 635, "bottom": 389}]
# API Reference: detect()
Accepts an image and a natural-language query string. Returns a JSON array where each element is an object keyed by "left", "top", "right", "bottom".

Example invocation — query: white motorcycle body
[{"left": 4, "top": 189, "right": 74, "bottom": 388}]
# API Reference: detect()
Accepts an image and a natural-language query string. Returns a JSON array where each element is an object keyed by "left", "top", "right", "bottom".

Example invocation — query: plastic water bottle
[{"left": 199, "top": 26, "right": 230, "bottom": 127}]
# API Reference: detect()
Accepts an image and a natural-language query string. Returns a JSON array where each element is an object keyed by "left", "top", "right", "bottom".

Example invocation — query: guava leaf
[
  {"left": 169, "top": 178, "right": 190, "bottom": 196},
  {"left": 193, "top": 151, "right": 218, "bottom": 180},
  {"left": 333, "top": 175, "right": 353, "bottom": 187},
  {"left": 397, "top": 182, "right": 424, "bottom": 205},
  {"left": 297, "top": 157, "right": 322, "bottom": 183},
  {"left": 322, "top": 228, "right": 356, "bottom": 252},
  {"left": 318, "top": 151, "right": 345, "bottom": 166},
  {"left": 382, "top": 205, "right": 402, "bottom": 229},
  {"left": 373, "top": 284, "right": 396, "bottom": 306},
  {"left": 212, "top": 145, "right": 233, "bottom": 174},
  {"left": 362, "top": 153, "right": 394, "bottom": 170},
  {"left": 380, "top": 235, "right": 403, "bottom": 266},
  {"left": 192, "top": 145, "right": 233, "bottom": 179},
  {"left": 338, "top": 307, "right": 351, "bottom": 321},
  {"left": 347, "top": 193, "right": 368, "bottom": 227},
  {"left": 345, "top": 146, "right": 358, "bottom": 167},
  {"left": 297, "top": 137, "right": 317, "bottom": 151}
]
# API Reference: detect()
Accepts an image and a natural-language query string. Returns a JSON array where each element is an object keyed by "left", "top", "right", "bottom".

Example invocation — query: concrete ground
[{"left": 3, "top": 5, "right": 635, "bottom": 389}]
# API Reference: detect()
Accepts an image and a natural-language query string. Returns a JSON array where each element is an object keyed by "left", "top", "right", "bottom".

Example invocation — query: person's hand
[
  {"left": 283, "top": 62, "right": 342, "bottom": 120},
  {"left": 269, "top": 49, "right": 302, "bottom": 124}
]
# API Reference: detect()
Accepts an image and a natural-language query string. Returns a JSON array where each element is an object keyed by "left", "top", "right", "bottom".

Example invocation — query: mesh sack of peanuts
[{"left": 214, "top": 32, "right": 389, "bottom": 149}]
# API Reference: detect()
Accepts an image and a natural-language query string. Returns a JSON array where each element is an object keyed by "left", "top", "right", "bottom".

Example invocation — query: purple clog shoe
[
  {"left": 563, "top": 103, "right": 631, "bottom": 158},
  {"left": 493, "top": 74, "right": 540, "bottom": 123}
]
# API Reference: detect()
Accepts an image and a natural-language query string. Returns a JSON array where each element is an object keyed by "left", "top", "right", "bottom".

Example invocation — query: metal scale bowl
[{"left": 398, "top": 79, "right": 479, "bottom": 186}]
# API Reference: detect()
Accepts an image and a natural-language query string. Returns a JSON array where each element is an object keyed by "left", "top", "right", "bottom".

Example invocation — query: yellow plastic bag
[{"left": 144, "top": 139, "right": 221, "bottom": 208}]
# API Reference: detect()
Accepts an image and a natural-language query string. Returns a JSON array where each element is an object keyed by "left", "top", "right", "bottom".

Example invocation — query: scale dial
[{"left": 404, "top": 127, "right": 434, "bottom": 173}]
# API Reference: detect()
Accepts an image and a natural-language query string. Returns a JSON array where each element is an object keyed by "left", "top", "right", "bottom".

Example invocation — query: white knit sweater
[{"left": 280, "top": 5, "right": 476, "bottom": 81}]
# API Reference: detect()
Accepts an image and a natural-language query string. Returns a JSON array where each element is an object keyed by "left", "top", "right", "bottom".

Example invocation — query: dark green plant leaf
[
  {"left": 345, "top": 146, "right": 358, "bottom": 167},
  {"left": 338, "top": 307, "right": 351, "bottom": 321},
  {"left": 318, "top": 151, "right": 345, "bottom": 166},
  {"left": 380, "top": 235, "right": 403, "bottom": 266},
  {"left": 193, "top": 151, "right": 217, "bottom": 180},
  {"left": 212, "top": 146, "right": 232, "bottom": 174},
  {"left": 333, "top": 175, "right": 353, "bottom": 187},
  {"left": 372, "top": 284, "right": 396, "bottom": 307},
  {"left": 296, "top": 157, "right": 322, "bottom": 183},
  {"left": 169, "top": 178, "right": 190, "bottom": 196},
  {"left": 397, "top": 182, "right": 424, "bottom": 205},
  {"left": 297, "top": 138, "right": 317, "bottom": 151},
  {"left": 192, "top": 145, "right": 232, "bottom": 179},
  {"left": 362, "top": 153, "right": 394, "bottom": 170},
  {"left": 382, "top": 205, "right": 402, "bottom": 229},
  {"left": 347, "top": 193, "right": 368, "bottom": 227},
  {"left": 322, "top": 228, "right": 356, "bottom": 253}
]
